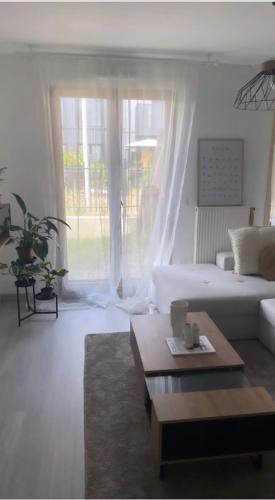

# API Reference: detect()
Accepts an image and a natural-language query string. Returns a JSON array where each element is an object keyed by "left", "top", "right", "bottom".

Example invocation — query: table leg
[
  {"left": 16, "top": 286, "right": 21, "bottom": 327},
  {"left": 159, "top": 464, "right": 166, "bottom": 480},
  {"left": 33, "top": 282, "right": 36, "bottom": 313},
  {"left": 145, "top": 384, "right": 151, "bottom": 416},
  {"left": 25, "top": 286, "right": 30, "bottom": 311}
]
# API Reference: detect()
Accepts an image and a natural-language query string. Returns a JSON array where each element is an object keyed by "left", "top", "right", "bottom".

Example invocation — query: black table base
[{"left": 15, "top": 280, "right": 58, "bottom": 326}]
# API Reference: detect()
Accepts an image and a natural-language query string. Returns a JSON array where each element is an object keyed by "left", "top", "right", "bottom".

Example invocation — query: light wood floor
[{"left": 0, "top": 300, "right": 129, "bottom": 499}]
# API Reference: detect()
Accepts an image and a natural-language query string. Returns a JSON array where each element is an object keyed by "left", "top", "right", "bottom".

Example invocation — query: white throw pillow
[{"left": 228, "top": 226, "right": 275, "bottom": 275}]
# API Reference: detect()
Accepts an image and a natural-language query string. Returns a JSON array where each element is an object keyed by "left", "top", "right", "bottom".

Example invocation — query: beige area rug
[{"left": 84, "top": 333, "right": 275, "bottom": 499}]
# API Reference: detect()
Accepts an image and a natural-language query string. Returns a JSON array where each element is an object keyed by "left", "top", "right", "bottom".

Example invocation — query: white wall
[
  {"left": 0, "top": 55, "right": 273, "bottom": 293},
  {"left": 173, "top": 64, "right": 274, "bottom": 264},
  {"left": 0, "top": 55, "right": 52, "bottom": 293}
]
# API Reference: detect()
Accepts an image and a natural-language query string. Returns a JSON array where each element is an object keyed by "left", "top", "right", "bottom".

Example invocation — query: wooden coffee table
[
  {"left": 151, "top": 386, "right": 275, "bottom": 478},
  {"left": 130, "top": 312, "right": 275, "bottom": 478},
  {"left": 130, "top": 312, "right": 244, "bottom": 406}
]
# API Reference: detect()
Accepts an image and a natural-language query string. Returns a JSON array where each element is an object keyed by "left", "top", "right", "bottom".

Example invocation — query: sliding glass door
[{"left": 58, "top": 91, "right": 166, "bottom": 290}]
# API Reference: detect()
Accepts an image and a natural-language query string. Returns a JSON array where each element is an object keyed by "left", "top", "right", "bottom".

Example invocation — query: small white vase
[
  {"left": 192, "top": 322, "right": 200, "bottom": 346},
  {"left": 184, "top": 323, "right": 194, "bottom": 349},
  {"left": 170, "top": 300, "right": 189, "bottom": 338}
]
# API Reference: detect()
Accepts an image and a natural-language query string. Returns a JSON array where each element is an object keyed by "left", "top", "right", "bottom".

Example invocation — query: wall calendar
[{"left": 198, "top": 139, "right": 243, "bottom": 206}]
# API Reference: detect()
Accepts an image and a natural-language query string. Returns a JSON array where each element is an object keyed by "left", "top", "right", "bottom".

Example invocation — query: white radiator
[{"left": 193, "top": 206, "right": 253, "bottom": 264}]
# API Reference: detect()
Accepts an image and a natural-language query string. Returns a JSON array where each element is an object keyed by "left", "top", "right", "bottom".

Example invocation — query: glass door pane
[
  {"left": 121, "top": 98, "right": 166, "bottom": 280},
  {"left": 60, "top": 96, "right": 110, "bottom": 281}
]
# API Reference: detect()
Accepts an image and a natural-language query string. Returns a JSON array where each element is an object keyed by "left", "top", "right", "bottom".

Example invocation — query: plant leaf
[
  {"left": 36, "top": 235, "right": 48, "bottom": 243},
  {"left": 32, "top": 239, "right": 48, "bottom": 260},
  {"left": 9, "top": 224, "right": 23, "bottom": 232},
  {"left": 46, "top": 216, "right": 71, "bottom": 230},
  {"left": 28, "top": 218, "right": 33, "bottom": 230},
  {"left": 27, "top": 212, "right": 39, "bottom": 221},
  {"left": 12, "top": 193, "right": 27, "bottom": 215},
  {"left": 52, "top": 267, "right": 68, "bottom": 277},
  {"left": 46, "top": 220, "right": 59, "bottom": 234},
  {"left": 5, "top": 238, "right": 14, "bottom": 245}
]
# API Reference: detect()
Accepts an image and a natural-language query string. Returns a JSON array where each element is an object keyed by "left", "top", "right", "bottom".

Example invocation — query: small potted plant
[
  {"left": 39, "top": 261, "right": 68, "bottom": 299},
  {"left": 3, "top": 193, "right": 71, "bottom": 262},
  {"left": 0, "top": 259, "right": 41, "bottom": 287}
]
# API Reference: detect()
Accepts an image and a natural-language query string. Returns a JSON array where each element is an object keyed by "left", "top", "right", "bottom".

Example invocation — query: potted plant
[
  {"left": 39, "top": 261, "right": 68, "bottom": 299},
  {"left": 0, "top": 259, "right": 41, "bottom": 287},
  {"left": 3, "top": 193, "right": 71, "bottom": 262}
]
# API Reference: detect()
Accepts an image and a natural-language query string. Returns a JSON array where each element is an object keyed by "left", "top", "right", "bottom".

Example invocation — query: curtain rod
[
  {"left": 2, "top": 45, "right": 213, "bottom": 62},
  {"left": 0, "top": 43, "right": 257, "bottom": 67}
]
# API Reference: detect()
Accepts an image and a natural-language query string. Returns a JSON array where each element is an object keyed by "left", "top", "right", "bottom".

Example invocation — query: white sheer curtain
[
  {"left": 117, "top": 71, "right": 197, "bottom": 312},
  {"left": 37, "top": 54, "right": 197, "bottom": 306}
]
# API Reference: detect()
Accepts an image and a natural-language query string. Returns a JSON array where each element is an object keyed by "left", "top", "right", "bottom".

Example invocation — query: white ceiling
[{"left": 0, "top": 2, "right": 275, "bottom": 64}]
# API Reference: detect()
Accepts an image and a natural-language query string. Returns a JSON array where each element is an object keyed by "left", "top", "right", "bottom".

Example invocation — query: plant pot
[
  {"left": 15, "top": 277, "right": 35, "bottom": 288},
  {"left": 16, "top": 246, "right": 34, "bottom": 263},
  {"left": 40, "top": 287, "right": 55, "bottom": 300}
]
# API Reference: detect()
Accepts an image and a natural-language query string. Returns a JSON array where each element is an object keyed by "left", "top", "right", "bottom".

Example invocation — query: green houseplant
[
  {"left": 0, "top": 259, "right": 41, "bottom": 287},
  {"left": 39, "top": 261, "right": 68, "bottom": 299},
  {"left": 4, "top": 193, "right": 71, "bottom": 262}
]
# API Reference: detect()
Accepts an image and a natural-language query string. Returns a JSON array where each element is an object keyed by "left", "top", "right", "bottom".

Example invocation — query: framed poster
[{"left": 198, "top": 139, "right": 243, "bottom": 206}]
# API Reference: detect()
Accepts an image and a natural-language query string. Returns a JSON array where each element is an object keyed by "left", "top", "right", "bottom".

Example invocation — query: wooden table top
[
  {"left": 153, "top": 386, "right": 275, "bottom": 423},
  {"left": 130, "top": 312, "right": 244, "bottom": 375}
]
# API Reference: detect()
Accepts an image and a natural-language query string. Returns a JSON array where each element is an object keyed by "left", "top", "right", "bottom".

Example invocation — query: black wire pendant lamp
[{"left": 234, "top": 60, "right": 275, "bottom": 110}]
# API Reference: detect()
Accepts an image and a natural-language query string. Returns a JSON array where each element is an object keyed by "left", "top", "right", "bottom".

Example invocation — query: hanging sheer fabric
[
  {"left": 264, "top": 114, "right": 275, "bottom": 225},
  {"left": 36, "top": 54, "right": 198, "bottom": 306}
]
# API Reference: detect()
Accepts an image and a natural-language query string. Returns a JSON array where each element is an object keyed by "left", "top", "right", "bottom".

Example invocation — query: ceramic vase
[
  {"left": 170, "top": 300, "right": 189, "bottom": 338},
  {"left": 192, "top": 322, "right": 200, "bottom": 346},
  {"left": 184, "top": 323, "right": 194, "bottom": 349}
]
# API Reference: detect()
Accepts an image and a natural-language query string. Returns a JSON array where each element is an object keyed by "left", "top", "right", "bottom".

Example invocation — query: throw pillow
[
  {"left": 259, "top": 244, "right": 275, "bottom": 281},
  {"left": 228, "top": 226, "right": 275, "bottom": 275}
]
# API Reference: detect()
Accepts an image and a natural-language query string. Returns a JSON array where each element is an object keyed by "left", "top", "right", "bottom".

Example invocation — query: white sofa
[
  {"left": 259, "top": 299, "right": 275, "bottom": 355},
  {"left": 153, "top": 263, "right": 275, "bottom": 346}
]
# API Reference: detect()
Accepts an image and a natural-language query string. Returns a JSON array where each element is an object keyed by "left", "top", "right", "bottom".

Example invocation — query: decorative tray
[{"left": 166, "top": 336, "right": 216, "bottom": 356}]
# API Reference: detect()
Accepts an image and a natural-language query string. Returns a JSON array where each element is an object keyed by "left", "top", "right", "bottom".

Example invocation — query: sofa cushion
[
  {"left": 229, "top": 226, "right": 275, "bottom": 275},
  {"left": 153, "top": 263, "right": 275, "bottom": 316},
  {"left": 260, "top": 299, "right": 275, "bottom": 327},
  {"left": 259, "top": 244, "right": 275, "bottom": 281}
]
